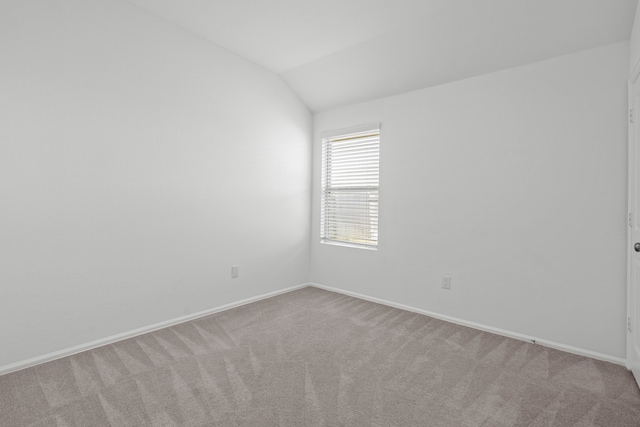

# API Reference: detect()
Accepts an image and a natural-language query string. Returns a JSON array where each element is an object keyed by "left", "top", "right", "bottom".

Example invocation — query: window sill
[{"left": 320, "top": 240, "right": 378, "bottom": 251}]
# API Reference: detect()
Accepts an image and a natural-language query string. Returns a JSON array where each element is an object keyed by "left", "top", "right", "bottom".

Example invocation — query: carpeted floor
[{"left": 1, "top": 287, "right": 640, "bottom": 426}]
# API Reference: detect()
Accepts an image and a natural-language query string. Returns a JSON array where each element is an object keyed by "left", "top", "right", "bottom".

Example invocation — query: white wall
[
  {"left": 630, "top": 0, "right": 640, "bottom": 74},
  {"left": 0, "top": 0, "right": 311, "bottom": 368},
  {"left": 311, "top": 42, "right": 629, "bottom": 359}
]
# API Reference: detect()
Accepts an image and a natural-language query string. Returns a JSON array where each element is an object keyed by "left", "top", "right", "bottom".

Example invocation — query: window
[{"left": 321, "top": 124, "right": 380, "bottom": 249}]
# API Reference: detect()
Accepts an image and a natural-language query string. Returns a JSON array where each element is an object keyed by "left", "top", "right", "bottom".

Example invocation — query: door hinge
[
  {"left": 629, "top": 317, "right": 632, "bottom": 332},
  {"left": 631, "top": 108, "right": 635, "bottom": 124}
]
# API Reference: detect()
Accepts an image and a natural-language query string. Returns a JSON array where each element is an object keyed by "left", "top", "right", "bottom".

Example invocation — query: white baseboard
[
  {"left": 0, "top": 283, "right": 309, "bottom": 376},
  {"left": 309, "top": 283, "right": 626, "bottom": 367},
  {"left": 3, "top": 281, "right": 625, "bottom": 376}
]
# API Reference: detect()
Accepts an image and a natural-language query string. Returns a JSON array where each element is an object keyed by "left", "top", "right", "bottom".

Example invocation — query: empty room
[{"left": 3, "top": 0, "right": 640, "bottom": 425}]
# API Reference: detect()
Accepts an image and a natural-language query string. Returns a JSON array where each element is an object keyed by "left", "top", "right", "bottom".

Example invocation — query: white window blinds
[{"left": 321, "top": 125, "right": 380, "bottom": 249}]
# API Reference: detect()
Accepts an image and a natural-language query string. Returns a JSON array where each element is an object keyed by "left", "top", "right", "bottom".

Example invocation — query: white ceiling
[{"left": 124, "top": 0, "right": 637, "bottom": 112}]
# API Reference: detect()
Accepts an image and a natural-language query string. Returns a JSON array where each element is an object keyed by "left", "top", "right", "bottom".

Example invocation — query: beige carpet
[{"left": 1, "top": 286, "right": 639, "bottom": 426}]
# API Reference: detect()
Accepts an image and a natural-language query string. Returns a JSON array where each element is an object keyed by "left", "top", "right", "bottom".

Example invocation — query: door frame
[{"left": 627, "top": 59, "right": 640, "bottom": 382}]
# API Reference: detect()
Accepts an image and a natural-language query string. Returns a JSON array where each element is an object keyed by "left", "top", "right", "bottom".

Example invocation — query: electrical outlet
[
  {"left": 441, "top": 275, "right": 451, "bottom": 290},
  {"left": 231, "top": 265, "right": 239, "bottom": 278}
]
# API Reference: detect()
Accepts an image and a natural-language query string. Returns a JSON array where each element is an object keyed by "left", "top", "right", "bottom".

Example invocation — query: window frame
[{"left": 320, "top": 123, "right": 380, "bottom": 250}]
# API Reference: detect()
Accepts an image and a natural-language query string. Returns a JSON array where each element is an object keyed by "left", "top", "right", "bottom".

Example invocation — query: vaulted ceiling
[{"left": 124, "top": 0, "right": 637, "bottom": 112}]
